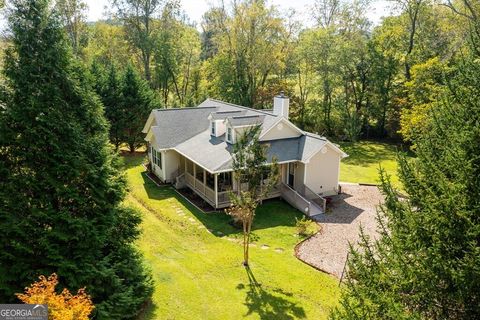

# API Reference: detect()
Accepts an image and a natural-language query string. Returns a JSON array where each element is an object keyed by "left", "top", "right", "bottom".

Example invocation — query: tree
[
  {"left": 204, "top": 0, "right": 294, "bottom": 107},
  {"left": 112, "top": 0, "right": 167, "bottom": 82},
  {"left": 91, "top": 62, "right": 126, "bottom": 150},
  {"left": 16, "top": 273, "right": 94, "bottom": 320},
  {"left": 226, "top": 126, "right": 279, "bottom": 266},
  {"left": 330, "top": 57, "right": 480, "bottom": 319},
  {"left": 121, "top": 64, "right": 156, "bottom": 152},
  {"left": 0, "top": 1, "right": 153, "bottom": 318},
  {"left": 55, "top": 0, "right": 88, "bottom": 55}
]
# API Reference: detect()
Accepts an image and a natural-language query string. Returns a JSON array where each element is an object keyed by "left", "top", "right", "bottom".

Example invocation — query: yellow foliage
[{"left": 16, "top": 273, "right": 94, "bottom": 320}]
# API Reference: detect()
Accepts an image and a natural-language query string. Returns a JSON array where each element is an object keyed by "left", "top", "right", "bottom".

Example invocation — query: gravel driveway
[{"left": 296, "top": 184, "right": 383, "bottom": 278}]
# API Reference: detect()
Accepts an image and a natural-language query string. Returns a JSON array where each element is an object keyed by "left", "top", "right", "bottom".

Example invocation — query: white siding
[
  {"left": 294, "top": 162, "right": 306, "bottom": 191},
  {"left": 304, "top": 145, "right": 340, "bottom": 196},
  {"left": 261, "top": 120, "right": 301, "bottom": 141},
  {"left": 163, "top": 150, "right": 181, "bottom": 183}
]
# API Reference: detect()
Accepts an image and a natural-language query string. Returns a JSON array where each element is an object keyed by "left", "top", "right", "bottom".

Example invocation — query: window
[
  {"left": 152, "top": 149, "right": 162, "bottom": 169},
  {"left": 211, "top": 121, "right": 216, "bottom": 136},
  {"left": 226, "top": 127, "right": 233, "bottom": 143}
]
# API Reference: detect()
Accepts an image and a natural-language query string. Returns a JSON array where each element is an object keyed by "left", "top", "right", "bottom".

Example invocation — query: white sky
[{"left": 87, "top": 0, "right": 393, "bottom": 27}]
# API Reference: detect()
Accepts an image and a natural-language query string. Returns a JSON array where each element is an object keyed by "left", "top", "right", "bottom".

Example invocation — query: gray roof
[
  {"left": 146, "top": 98, "right": 343, "bottom": 172},
  {"left": 227, "top": 115, "right": 265, "bottom": 127},
  {"left": 209, "top": 110, "right": 245, "bottom": 119},
  {"left": 151, "top": 107, "right": 215, "bottom": 149}
]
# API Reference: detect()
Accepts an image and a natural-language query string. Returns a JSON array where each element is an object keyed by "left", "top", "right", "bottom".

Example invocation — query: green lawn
[
  {"left": 338, "top": 141, "right": 410, "bottom": 187},
  {"left": 121, "top": 155, "right": 340, "bottom": 320}
]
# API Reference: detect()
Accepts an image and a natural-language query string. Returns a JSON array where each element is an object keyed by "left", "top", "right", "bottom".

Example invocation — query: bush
[{"left": 295, "top": 216, "right": 317, "bottom": 237}]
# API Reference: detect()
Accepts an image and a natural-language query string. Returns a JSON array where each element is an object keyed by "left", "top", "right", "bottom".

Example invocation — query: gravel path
[{"left": 296, "top": 184, "right": 383, "bottom": 278}]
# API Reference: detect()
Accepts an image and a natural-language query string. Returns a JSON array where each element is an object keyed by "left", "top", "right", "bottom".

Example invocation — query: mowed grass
[
  {"left": 121, "top": 155, "right": 340, "bottom": 320},
  {"left": 338, "top": 141, "right": 411, "bottom": 188}
]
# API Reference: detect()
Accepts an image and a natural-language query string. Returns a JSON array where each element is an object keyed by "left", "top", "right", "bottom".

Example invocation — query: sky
[{"left": 86, "top": 0, "right": 393, "bottom": 27}]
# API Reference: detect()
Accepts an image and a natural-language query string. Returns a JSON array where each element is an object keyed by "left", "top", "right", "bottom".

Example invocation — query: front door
[{"left": 287, "top": 163, "right": 295, "bottom": 188}]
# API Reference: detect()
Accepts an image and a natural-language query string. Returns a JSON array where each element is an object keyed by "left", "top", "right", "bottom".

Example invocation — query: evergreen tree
[
  {"left": 121, "top": 64, "right": 156, "bottom": 153},
  {"left": 330, "top": 58, "right": 480, "bottom": 319},
  {"left": 0, "top": 1, "right": 153, "bottom": 318},
  {"left": 91, "top": 62, "right": 126, "bottom": 150}
]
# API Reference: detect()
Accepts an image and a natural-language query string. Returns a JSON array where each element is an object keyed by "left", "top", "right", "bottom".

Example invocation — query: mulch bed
[
  {"left": 144, "top": 169, "right": 169, "bottom": 186},
  {"left": 176, "top": 187, "right": 220, "bottom": 213}
]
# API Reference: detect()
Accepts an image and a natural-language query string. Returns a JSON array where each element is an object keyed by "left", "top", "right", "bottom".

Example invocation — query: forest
[{"left": 36, "top": 0, "right": 478, "bottom": 148}]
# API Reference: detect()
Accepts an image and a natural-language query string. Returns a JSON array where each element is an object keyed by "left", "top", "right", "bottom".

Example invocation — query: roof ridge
[
  {"left": 207, "top": 98, "right": 275, "bottom": 116},
  {"left": 230, "top": 114, "right": 264, "bottom": 119},
  {"left": 154, "top": 106, "right": 217, "bottom": 111}
]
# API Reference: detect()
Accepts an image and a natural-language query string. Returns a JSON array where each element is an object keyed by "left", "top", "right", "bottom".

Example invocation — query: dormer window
[
  {"left": 211, "top": 121, "right": 216, "bottom": 136},
  {"left": 226, "top": 127, "right": 233, "bottom": 143}
]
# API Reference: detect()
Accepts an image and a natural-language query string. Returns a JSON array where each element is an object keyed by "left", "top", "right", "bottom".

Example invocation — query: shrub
[{"left": 295, "top": 216, "right": 317, "bottom": 237}]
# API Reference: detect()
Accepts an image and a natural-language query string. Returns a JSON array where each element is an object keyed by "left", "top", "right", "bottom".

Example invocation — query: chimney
[{"left": 273, "top": 91, "right": 289, "bottom": 119}]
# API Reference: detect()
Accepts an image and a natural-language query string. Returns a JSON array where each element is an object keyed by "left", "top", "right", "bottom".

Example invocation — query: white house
[{"left": 142, "top": 94, "right": 347, "bottom": 217}]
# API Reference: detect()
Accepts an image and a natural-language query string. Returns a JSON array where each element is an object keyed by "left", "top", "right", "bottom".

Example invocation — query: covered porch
[{"left": 180, "top": 156, "right": 282, "bottom": 209}]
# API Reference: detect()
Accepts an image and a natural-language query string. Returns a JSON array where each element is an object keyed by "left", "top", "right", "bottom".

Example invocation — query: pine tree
[
  {"left": 0, "top": 1, "right": 152, "bottom": 318},
  {"left": 121, "top": 64, "right": 156, "bottom": 153},
  {"left": 330, "top": 58, "right": 480, "bottom": 319}
]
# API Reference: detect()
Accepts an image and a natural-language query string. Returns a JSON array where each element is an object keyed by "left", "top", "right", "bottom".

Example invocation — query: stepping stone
[
  {"left": 249, "top": 243, "right": 257, "bottom": 247},
  {"left": 215, "top": 231, "right": 224, "bottom": 236},
  {"left": 274, "top": 248, "right": 284, "bottom": 253},
  {"left": 207, "top": 229, "right": 213, "bottom": 233},
  {"left": 261, "top": 245, "right": 270, "bottom": 250}
]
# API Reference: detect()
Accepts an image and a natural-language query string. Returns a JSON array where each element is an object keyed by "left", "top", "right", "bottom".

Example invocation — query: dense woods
[
  {"left": 0, "top": 0, "right": 479, "bottom": 318},
  {"left": 43, "top": 0, "right": 479, "bottom": 144}
]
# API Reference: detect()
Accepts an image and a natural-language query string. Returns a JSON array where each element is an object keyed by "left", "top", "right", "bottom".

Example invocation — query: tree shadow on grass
[
  {"left": 339, "top": 141, "right": 410, "bottom": 167},
  {"left": 237, "top": 267, "right": 306, "bottom": 320}
]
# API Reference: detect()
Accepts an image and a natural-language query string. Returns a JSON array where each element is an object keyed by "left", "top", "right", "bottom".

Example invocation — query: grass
[
  {"left": 120, "top": 155, "right": 340, "bottom": 320},
  {"left": 338, "top": 141, "right": 411, "bottom": 188}
]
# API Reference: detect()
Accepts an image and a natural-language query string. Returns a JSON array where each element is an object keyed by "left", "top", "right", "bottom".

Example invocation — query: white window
[
  {"left": 226, "top": 127, "right": 233, "bottom": 143},
  {"left": 152, "top": 149, "right": 162, "bottom": 169},
  {"left": 211, "top": 121, "right": 216, "bottom": 136}
]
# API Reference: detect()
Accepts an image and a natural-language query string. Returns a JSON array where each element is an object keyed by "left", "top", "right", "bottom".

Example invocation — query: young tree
[
  {"left": 0, "top": 1, "right": 152, "bottom": 318},
  {"left": 121, "top": 64, "right": 156, "bottom": 152},
  {"left": 330, "top": 57, "right": 480, "bottom": 319},
  {"left": 16, "top": 273, "right": 94, "bottom": 320},
  {"left": 226, "top": 126, "right": 279, "bottom": 266}
]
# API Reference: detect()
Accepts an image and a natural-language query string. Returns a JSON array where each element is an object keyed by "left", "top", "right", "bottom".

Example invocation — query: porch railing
[
  {"left": 185, "top": 172, "right": 216, "bottom": 206},
  {"left": 301, "top": 184, "right": 327, "bottom": 213}
]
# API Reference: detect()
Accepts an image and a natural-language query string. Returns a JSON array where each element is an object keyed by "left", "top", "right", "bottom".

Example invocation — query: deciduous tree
[{"left": 227, "top": 126, "right": 279, "bottom": 266}]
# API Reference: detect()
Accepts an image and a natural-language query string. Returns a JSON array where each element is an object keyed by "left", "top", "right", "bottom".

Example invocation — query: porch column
[{"left": 214, "top": 174, "right": 218, "bottom": 208}]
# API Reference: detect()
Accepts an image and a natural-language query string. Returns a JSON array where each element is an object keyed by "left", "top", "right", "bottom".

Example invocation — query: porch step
[{"left": 280, "top": 183, "right": 325, "bottom": 217}]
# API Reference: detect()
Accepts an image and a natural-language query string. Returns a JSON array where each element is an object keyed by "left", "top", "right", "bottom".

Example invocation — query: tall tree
[
  {"left": 330, "top": 57, "right": 480, "bottom": 319},
  {"left": 55, "top": 0, "right": 88, "bottom": 55},
  {"left": 0, "top": 1, "right": 152, "bottom": 318},
  {"left": 121, "top": 64, "right": 156, "bottom": 152},
  {"left": 112, "top": 0, "right": 167, "bottom": 82},
  {"left": 204, "top": 0, "right": 294, "bottom": 107}
]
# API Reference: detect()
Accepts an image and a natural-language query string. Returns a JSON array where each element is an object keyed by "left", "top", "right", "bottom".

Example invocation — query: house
[{"left": 142, "top": 94, "right": 348, "bottom": 217}]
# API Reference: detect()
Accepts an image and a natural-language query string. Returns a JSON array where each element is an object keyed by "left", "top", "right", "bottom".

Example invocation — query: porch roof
[{"left": 174, "top": 130, "right": 330, "bottom": 173}]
